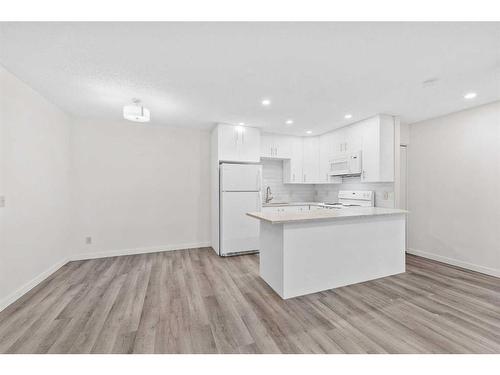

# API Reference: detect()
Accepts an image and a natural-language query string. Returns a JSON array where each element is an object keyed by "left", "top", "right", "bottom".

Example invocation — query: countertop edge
[{"left": 246, "top": 209, "right": 408, "bottom": 224}]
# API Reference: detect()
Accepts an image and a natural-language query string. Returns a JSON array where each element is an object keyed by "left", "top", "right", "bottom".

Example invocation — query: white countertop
[{"left": 247, "top": 207, "right": 408, "bottom": 224}]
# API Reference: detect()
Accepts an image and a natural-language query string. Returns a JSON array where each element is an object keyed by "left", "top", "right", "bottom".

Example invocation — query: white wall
[
  {"left": 0, "top": 67, "right": 212, "bottom": 311},
  {"left": 0, "top": 66, "right": 72, "bottom": 310},
  {"left": 407, "top": 101, "right": 500, "bottom": 276},
  {"left": 71, "top": 118, "right": 211, "bottom": 258}
]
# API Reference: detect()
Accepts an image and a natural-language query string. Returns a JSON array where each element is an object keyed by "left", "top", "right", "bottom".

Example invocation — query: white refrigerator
[{"left": 219, "top": 163, "right": 262, "bottom": 256}]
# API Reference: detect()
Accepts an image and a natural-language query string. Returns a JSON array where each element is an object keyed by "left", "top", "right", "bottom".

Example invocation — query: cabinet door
[
  {"left": 260, "top": 133, "right": 274, "bottom": 158},
  {"left": 360, "top": 118, "right": 380, "bottom": 182},
  {"left": 262, "top": 206, "right": 280, "bottom": 213},
  {"left": 275, "top": 135, "right": 292, "bottom": 159},
  {"left": 302, "top": 137, "right": 319, "bottom": 183},
  {"left": 319, "top": 133, "right": 334, "bottom": 183},
  {"left": 378, "top": 115, "right": 395, "bottom": 182},
  {"left": 284, "top": 136, "right": 303, "bottom": 183},
  {"left": 333, "top": 127, "right": 347, "bottom": 154},
  {"left": 239, "top": 126, "right": 261, "bottom": 163},
  {"left": 345, "top": 123, "right": 363, "bottom": 153},
  {"left": 218, "top": 124, "right": 239, "bottom": 161}
]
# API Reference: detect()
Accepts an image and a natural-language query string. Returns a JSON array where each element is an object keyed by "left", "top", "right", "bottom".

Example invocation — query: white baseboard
[
  {"left": 0, "top": 242, "right": 211, "bottom": 313},
  {"left": 407, "top": 248, "right": 500, "bottom": 278},
  {"left": 0, "top": 257, "right": 70, "bottom": 313},
  {"left": 70, "top": 242, "right": 211, "bottom": 261}
]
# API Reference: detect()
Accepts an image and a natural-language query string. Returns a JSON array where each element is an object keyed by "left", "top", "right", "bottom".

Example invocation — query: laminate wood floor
[{"left": 1, "top": 248, "right": 499, "bottom": 354}]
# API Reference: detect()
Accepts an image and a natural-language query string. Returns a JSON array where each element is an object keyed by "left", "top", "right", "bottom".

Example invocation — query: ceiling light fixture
[
  {"left": 464, "top": 92, "right": 477, "bottom": 100},
  {"left": 344, "top": 114, "right": 353, "bottom": 119},
  {"left": 261, "top": 99, "right": 271, "bottom": 106},
  {"left": 123, "top": 99, "right": 150, "bottom": 123},
  {"left": 306, "top": 130, "right": 312, "bottom": 134},
  {"left": 238, "top": 122, "right": 245, "bottom": 126},
  {"left": 285, "top": 119, "right": 294, "bottom": 125}
]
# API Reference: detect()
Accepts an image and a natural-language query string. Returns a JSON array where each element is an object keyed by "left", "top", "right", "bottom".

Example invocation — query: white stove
[{"left": 322, "top": 190, "right": 374, "bottom": 209}]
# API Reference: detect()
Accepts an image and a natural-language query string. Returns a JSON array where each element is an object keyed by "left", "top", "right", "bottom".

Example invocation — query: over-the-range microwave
[{"left": 328, "top": 151, "right": 362, "bottom": 176}]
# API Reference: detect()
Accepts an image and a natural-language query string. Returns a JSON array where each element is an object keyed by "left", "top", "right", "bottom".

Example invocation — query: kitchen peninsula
[{"left": 247, "top": 207, "right": 407, "bottom": 299}]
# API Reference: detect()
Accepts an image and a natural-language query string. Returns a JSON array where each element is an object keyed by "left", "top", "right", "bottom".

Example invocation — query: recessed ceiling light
[
  {"left": 306, "top": 130, "right": 312, "bottom": 134},
  {"left": 285, "top": 119, "right": 294, "bottom": 125},
  {"left": 464, "top": 92, "right": 477, "bottom": 100},
  {"left": 261, "top": 99, "right": 271, "bottom": 106},
  {"left": 238, "top": 122, "right": 245, "bottom": 126},
  {"left": 344, "top": 114, "right": 353, "bottom": 119}
]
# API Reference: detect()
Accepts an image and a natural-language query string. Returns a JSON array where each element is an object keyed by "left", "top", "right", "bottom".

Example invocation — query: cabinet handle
[
  {"left": 293, "top": 173, "right": 295, "bottom": 181},
  {"left": 275, "top": 146, "right": 278, "bottom": 157},
  {"left": 303, "top": 174, "right": 306, "bottom": 182}
]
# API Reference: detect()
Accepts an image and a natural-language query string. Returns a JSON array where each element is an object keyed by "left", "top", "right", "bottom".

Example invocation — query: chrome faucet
[{"left": 265, "top": 186, "right": 274, "bottom": 203}]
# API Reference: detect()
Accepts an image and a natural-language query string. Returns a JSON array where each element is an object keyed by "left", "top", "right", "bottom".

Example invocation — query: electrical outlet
[
  {"left": 85, "top": 236, "right": 92, "bottom": 245},
  {"left": 0, "top": 196, "right": 5, "bottom": 208}
]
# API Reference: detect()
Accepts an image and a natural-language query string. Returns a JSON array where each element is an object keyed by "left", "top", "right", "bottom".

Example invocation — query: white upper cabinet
[
  {"left": 318, "top": 133, "right": 332, "bottom": 183},
  {"left": 260, "top": 133, "right": 275, "bottom": 158},
  {"left": 332, "top": 127, "right": 347, "bottom": 154},
  {"left": 302, "top": 137, "right": 319, "bottom": 183},
  {"left": 259, "top": 114, "right": 395, "bottom": 184},
  {"left": 283, "top": 136, "right": 303, "bottom": 183},
  {"left": 331, "top": 125, "right": 363, "bottom": 155},
  {"left": 216, "top": 124, "right": 261, "bottom": 163},
  {"left": 318, "top": 132, "right": 342, "bottom": 184},
  {"left": 260, "top": 133, "right": 292, "bottom": 159},
  {"left": 359, "top": 115, "right": 395, "bottom": 182},
  {"left": 345, "top": 124, "right": 364, "bottom": 154}
]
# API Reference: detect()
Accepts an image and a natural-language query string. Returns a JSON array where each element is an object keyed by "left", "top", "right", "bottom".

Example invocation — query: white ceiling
[{"left": 0, "top": 22, "right": 499, "bottom": 135}]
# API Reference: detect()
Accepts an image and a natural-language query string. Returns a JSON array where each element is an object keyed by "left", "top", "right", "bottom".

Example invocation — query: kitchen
[{"left": 212, "top": 114, "right": 407, "bottom": 298}]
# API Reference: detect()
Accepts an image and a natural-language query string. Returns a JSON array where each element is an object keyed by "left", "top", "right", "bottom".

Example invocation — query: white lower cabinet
[{"left": 262, "top": 205, "right": 321, "bottom": 213}]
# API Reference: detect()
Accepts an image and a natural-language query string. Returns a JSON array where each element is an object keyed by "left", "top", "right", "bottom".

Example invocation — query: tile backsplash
[
  {"left": 261, "top": 159, "right": 316, "bottom": 203},
  {"left": 262, "top": 159, "right": 395, "bottom": 207}
]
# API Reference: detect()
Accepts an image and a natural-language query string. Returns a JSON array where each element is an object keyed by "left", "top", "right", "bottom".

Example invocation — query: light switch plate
[{"left": 0, "top": 196, "right": 5, "bottom": 208}]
